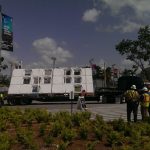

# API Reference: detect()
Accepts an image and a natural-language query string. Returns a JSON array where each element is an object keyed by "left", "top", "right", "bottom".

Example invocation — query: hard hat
[
  {"left": 142, "top": 87, "right": 148, "bottom": 91},
  {"left": 131, "top": 85, "right": 136, "bottom": 89}
]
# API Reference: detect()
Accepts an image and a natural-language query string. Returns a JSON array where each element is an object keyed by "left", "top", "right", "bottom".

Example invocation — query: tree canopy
[{"left": 116, "top": 25, "right": 150, "bottom": 81}]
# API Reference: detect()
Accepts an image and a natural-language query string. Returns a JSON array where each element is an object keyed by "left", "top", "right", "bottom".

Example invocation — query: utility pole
[
  {"left": 51, "top": 57, "right": 56, "bottom": 95},
  {"left": 104, "top": 62, "right": 106, "bottom": 88}
]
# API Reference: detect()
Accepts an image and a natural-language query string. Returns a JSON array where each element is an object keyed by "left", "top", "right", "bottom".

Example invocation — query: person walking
[
  {"left": 77, "top": 90, "right": 87, "bottom": 111},
  {"left": 140, "top": 87, "right": 150, "bottom": 120},
  {"left": 124, "top": 85, "right": 140, "bottom": 122}
]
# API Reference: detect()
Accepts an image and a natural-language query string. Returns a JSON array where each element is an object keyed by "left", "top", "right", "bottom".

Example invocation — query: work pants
[
  {"left": 127, "top": 101, "right": 139, "bottom": 122},
  {"left": 141, "top": 106, "right": 149, "bottom": 120}
]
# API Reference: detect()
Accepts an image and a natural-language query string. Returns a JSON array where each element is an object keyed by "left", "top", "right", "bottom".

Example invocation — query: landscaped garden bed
[{"left": 0, "top": 107, "right": 150, "bottom": 150}]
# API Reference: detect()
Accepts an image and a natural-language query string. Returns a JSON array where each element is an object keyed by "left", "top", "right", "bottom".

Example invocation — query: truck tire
[{"left": 7, "top": 99, "right": 15, "bottom": 106}]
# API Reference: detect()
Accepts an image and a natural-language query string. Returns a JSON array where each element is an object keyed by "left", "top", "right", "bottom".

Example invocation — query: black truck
[{"left": 95, "top": 76, "right": 144, "bottom": 103}]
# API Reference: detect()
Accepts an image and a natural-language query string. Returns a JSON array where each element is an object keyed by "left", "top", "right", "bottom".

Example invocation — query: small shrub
[
  {"left": 0, "top": 132, "right": 11, "bottom": 150},
  {"left": 39, "top": 123, "right": 46, "bottom": 137},
  {"left": 95, "top": 114, "right": 105, "bottom": 126},
  {"left": 111, "top": 118, "right": 126, "bottom": 132},
  {"left": 87, "top": 141, "right": 99, "bottom": 150},
  {"left": 106, "top": 131, "right": 123, "bottom": 146},
  {"left": 58, "top": 142, "right": 69, "bottom": 150},
  {"left": 34, "top": 109, "right": 50, "bottom": 123},
  {"left": 44, "top": 134, "right": 54, "bottom": 147},
  {"left": 16, "top": 127, "right": 38, "bottom": 150},
  {"left": 0, "top": 119, "right": 7, "bottom": 131},
  {"left": 23, "top": 108, "right": 35, "bottom": 125},
  {"left": 81, "top": 111, "right": 91, "bottom": 120},
  {"left": 61, "top": 128, "right": 76, "bottom": 142},
  {"left": 71, "top": 112, "right": 82, "bottom": 126},
  {"left": 51, "top": 121, "right": 64, "bottom": 137},
  {"left": 53, "top": 111, "right": 71, "bottom": 122},
  {"left": 79, "top": 122, "right": 89, "bottom": 140},
  {"left": 94, "top": 127, "right": 103, "bottom": 141}
]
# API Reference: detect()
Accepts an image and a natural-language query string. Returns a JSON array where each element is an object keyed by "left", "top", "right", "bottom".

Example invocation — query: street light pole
[{"left": 51, "top": 57, "right": 56, "bottom": 95}]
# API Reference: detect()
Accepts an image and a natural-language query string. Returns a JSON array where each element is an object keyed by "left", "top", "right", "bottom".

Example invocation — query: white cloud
[
  {"left": 113, "top": 20, "right": 142, "bottom": 33},
  {"left": 82, "top": 8, "right": 101, "bottom": 22},
  {"left": 92, "top": 0, "right": 150, "bottom": 33},
  {"left": 99, "top": 0, "right": 150, "bottom": 20},
  {"left": 32, "top": 37, "right": 73, "bottom": 66}
]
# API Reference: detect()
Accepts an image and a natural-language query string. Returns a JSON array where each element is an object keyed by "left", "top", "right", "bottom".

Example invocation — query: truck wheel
[{"left": 7, "top": 99, "right": 15, "bottom": 105}]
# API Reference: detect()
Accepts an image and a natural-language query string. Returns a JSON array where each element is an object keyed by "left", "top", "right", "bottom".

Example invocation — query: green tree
[
  {"left": 92, "top": 65, "right": 104, "bottom": 80},
  {"left": 106, "top": 67, "right": 112, "bottom": 87},
  {"left": 122, "top": 65, "right": 138, "bottom": 76},
  {"left": 116, "top": 25, "right": 150, "bottom": 80}
]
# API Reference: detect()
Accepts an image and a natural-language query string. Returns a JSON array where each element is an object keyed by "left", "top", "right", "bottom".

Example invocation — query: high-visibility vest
[
  {"left": 142, "top": 93, "right": 150, "bottom": 107},
  {"left": 124, "top": 90, "right": 139, "bottom": 101},
  {"left": 0, "top": 94, "right": 4, "bottom": 99}
]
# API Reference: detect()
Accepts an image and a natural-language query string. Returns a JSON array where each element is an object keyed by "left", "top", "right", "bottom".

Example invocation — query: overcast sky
[{"left": 0, "top": 0, "right": 149, "bottom": 70}]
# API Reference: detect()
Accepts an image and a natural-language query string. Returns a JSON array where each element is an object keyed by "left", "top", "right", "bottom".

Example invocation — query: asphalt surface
[{"left": 4, "top": 101, "right": 142, "bottom": 122}]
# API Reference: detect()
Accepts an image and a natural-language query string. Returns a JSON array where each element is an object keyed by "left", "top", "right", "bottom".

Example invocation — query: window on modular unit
[
  {"left": 45, "top": 69, "right": 52, "bottom": 76},
  {"left": 34, "top": 77, "right": 38, "bottom": 84},
  {"left": 74, "top": 77, "right": 82, "bottom": 83},
  {"left": 44, "top": 77, "right": 51, "bottom": 84},
  {"left": 32, "top": 85, "right": 39, "bottom": 92},
  {"left": 74, "top": 69, "right": 81, "bottom": 75},
  {"left": 65, "top": 69, "right": 71, "bottom": 75},
  {"left": 23, "top": 77, "right": 31, "bottom": 84},
  {"left": 74, "top": 85, "right": 82, "bottom": 92},
  {"left": 25, "top": 69, "right": 32, "bottom": 76},
  {"left": 64, "top": 77, "right": 72, "bottom": 84}
]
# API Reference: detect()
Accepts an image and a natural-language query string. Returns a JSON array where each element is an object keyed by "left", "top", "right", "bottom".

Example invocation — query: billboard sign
[{"left": 1, "top": 13, "right": 13, "bottom": 51}]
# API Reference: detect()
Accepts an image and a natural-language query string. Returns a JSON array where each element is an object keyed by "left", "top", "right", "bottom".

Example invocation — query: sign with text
[{"left": 1, "top": 13, "right": 13, "bottom": 51}]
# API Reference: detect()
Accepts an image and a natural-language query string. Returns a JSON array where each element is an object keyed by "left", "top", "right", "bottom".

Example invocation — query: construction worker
[
  {"left": 148, "top": 89, "right": 150, "bottom": 116},
  {"left": 140, "top": 87, "right": 150, "bottom": 120},
  {"left": 0, "top": 93, "right": 4, "bottom": 107},
  {"left": 124, "top": 85, "right": 140, "bottom": 122}
]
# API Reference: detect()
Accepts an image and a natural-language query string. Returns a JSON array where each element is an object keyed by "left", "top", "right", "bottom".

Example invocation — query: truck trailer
[{"left": 5, "top": 67, "right": 145, "bottom": 105}]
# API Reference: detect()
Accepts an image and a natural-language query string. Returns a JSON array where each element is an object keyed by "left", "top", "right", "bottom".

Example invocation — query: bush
[
  {"left": 16, "top": 127, "right": 38, "bottom": 150},
  {"left": 94, "top": 127, "right": 103, "bottom": 141},
  {"left": 87, "top": 141, "right": 99, "bottom": 150},
  {"left": 111, "top": 118, "right": 126, "bottom": 132},
  {"left": 51, "top": 121, "right": 64, "bottom": 137},
  {"left": 44, "top": 134, "right": 54, "bottom": 147},
  {"left": 39, "top": 123, "right": 47, "bottom": 137},
  {"left": 106, "top": 131, "right": 123, "bottom": 146},
  {"left": 0, "top": 132, "right": 12, "bottom": 150},
  {"left": 61, "top": 128, "right": 76, "bottom": 142},
  {"left": 34, "top": 108, "right": 50, "bottom": 123},
  {"left": 79, "top": 122, "right": 89, "bottom": 140}
]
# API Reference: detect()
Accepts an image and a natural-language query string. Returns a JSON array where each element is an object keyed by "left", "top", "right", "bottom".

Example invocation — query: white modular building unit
[{"left": 8, "top": 67, "right": 94, "bottom": 96}]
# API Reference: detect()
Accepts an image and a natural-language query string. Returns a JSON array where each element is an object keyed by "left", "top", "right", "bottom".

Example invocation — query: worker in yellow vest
[
  {"left": 0, "top": 93, "right": 4, "bottom": 107},
  {"left": 140, "top": 87, "right": 150, "bottom": 120},
  {"left": 124, "top": 85, "right": 140, "bottom": 122}
]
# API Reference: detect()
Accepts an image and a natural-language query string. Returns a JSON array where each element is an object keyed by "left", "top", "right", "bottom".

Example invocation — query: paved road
[
  {"left": 5, "top": 101, "right": 142, "bottom": 122},
  {"left": 87, "top": 103, "right": 142, "bottom": 121}
]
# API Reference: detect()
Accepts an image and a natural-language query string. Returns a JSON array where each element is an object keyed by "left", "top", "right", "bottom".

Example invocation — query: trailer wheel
[{"left": 7, "top": 99, "right": 15, "bottom": 105}]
